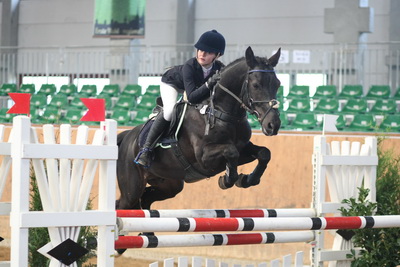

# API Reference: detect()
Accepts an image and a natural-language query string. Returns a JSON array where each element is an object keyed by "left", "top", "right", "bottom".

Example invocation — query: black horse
[{"left": 116, "top": 46, "right": 281, "bottom": 211}]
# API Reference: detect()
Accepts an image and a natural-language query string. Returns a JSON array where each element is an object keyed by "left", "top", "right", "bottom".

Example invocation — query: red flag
[
  {"left": 7, "top": 93, "right": 31, "bottom": 114},
  {"left": 80, "top": 98, "right": 105, "bottom": 121}
]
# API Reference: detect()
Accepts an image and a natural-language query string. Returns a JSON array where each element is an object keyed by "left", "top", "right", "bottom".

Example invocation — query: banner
[{"left": 94, "top": 0, "right": 145, "bottom": 38}]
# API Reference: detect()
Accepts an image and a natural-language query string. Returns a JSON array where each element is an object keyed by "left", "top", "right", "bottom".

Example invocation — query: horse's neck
[{"left": 213, "top": 66, "right": 247, "bottom": 116}]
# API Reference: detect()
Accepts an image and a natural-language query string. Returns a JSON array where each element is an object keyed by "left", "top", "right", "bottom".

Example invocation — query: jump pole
[
  {"left": 116, "top": 208, "right": 316, "bottom": 218},
  {"left": 117, "top": 215, "right": 400, "bottom": 233},
  {"left": 115, "top": 231, "right": 315, "bottom": 249}
]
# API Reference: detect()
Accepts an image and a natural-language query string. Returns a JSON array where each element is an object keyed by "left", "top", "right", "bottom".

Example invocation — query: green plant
[
  {"left": 29, "top": 168, "right": 98, "bottom": 266},
  {"left": 340, "top": 138, "right": 400, "bottom": 267}
]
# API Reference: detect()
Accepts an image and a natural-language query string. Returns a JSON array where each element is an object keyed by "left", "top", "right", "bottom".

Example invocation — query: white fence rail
[
  {"left": 149, "top": 251, "right": 305, "bottom": 267},
  {"left": 1, "top": 42, "right": 399, "bottom": 91}
]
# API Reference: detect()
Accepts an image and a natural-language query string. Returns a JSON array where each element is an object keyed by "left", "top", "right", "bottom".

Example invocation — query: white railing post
[
  {"left": 9, "top": 116, "right": 31, "bottom": 267},
  {"left": 312, "top": 135, "right": 378, "bottom": 267}
]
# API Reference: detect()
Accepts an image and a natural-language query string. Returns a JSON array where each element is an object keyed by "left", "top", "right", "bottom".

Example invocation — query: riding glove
[{"left": 206, "top": 72, "right": 221, "bottom": 90}]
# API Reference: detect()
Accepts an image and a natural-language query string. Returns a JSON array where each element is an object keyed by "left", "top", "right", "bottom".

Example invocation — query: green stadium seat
[
  {"left": 48, "top": 94, "right": 68, "bottom": 109},
  {"left": 70, "top": 96, "right": 85, "bottom": 109},
  {"left": 365, "top": 85, "right": 391, "bottom": 99},
  {"left": 379, "top": 115, "right": 400, "bottom": 132},
  {"left": 313, "top": 98, "right": 339, "bottom": 114},
  {"left": 285, "top": 98, "right": 311, "bottom": 113},
  {"left": 58, "top": 84, "right": 77, "bottom": 96},
  {"left": 347, "top": 114, "right": 376, "bottom": 132},
  {"left": 19, "top": 84, "right": 36, "bottom": 94},
  {"left": 37, "top": 84, "right": 57, "bottom": 96},
  {"left": 338, "top": 85, "right": 363, "bottom": 99},
  {"left": 30, "top": 94, "right": 47, "bottom": 109},
  {"left": 110, "top": 108, "right": 131, "bottom": 126},
  {"left": 136, "top": 95, "right": 157, "bottom": 111},
  {"left": 96, "top": 95, "right": 113, "bottom": 110},
  {"left": 115, "top": 95, "right": 136, "bottom": 110},
  {"left": 291, "top": 113, "right": 318, "bottom": 130},
  {"left": 101, "top": 84, "right": 120, "bottom": 97},
  {"left": 0, "top": 83, "right": 17, "bottom": 96},
  {"left": 394, "top": 87, "right": 400, "bottom": 100},
  {"left": 0, "top": 107, "right": 13, "bottom": 123},
  {"left": 144, "top": 85, "right": 160, "bottom": 97},
  {"left": 132, "top": 109, "right": 152, "bottom": 125},
  {"left": 369, "top": 99, "right": 397, "bottom": 115},
  {"left": 335, "top": 115, "right": 347, "bottom": 130},
  {"left": 121, "top": 84, "right": 142, "bottom": 97},
  {"left": 279, "top": 112, "right": 292, "bottom": 130},
  {"left": 341, "top": 99, "right": 368, "bottom": 114},
  {"left": 286, "top": 85, "right": 309, "bottom": 99},
  {"left": 79, "top": 85, "right": 97, "bottom": 97},
  {"left": 40, "top": 106, "right": 62, "bottom": 124},
  {"left": 61, "top": 107, "right": 83, "bottom": 125},
  {"left": 312, "top": 85, "right": 337, "bottom": 99}
]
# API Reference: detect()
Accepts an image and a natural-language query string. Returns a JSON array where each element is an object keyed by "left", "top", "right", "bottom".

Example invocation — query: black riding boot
[{"left": 134, "top": 114, "right": 169, "bottom": 167}]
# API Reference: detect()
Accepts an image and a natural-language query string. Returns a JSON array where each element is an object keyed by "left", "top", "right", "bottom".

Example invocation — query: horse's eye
[{"left": 251, "top": 82, "right": 260, "bottom": 89}]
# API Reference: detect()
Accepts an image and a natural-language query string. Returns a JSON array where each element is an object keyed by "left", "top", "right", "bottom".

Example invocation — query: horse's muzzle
[{"left": 262, "top": 117, "right": 281, "bottom": 136}]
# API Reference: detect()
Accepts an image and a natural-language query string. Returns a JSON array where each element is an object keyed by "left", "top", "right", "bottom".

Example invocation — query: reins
[
  {"left": 199, "top": 68, "right": 280, "bottom": 135},
  {"left": 216, "top": 69, "right": 280, "bottom": 124}
]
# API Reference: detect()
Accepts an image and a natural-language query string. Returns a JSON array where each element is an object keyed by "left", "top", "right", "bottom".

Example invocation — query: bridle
[{"left": 217, "top": 69, "right": 280, "bottom": 125}]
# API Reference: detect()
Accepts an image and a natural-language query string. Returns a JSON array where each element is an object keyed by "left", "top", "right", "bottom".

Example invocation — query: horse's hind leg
[
  {"left": 140, "top": 178, "right": 184, "bottom": 210},
  {"left": 236, "top": 142, "right": 271, "bottom": 188}
]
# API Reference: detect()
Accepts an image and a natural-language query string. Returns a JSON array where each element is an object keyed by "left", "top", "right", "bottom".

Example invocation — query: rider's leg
[{"left": 134, "top": 83, "right": 177, "bottom": 167}]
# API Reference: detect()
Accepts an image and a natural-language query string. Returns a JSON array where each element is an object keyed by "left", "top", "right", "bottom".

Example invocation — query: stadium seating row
[{"left": 279, "top": 84, "right": 400, "bottom": 100}]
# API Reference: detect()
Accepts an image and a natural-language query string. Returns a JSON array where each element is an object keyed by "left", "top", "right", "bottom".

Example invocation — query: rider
[{"left": 135, "top": 29, "right": 226, "bottom": 167}]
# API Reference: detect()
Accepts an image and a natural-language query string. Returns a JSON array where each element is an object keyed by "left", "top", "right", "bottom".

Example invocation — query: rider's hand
[{"left": 206, "top": 72, "right": 221, "bottom": 89}]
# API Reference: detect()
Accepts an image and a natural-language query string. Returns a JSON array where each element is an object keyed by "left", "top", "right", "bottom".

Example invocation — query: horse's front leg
[
  {"left": 202, "top": 144, "right": 240, "bottom": 190},
  {"left": 236, "top": 142, "right": 271, "bottom": 188}
]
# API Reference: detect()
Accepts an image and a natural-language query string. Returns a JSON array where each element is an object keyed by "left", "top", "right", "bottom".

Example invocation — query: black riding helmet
[{"left": 194, "top": 30, "right": 226, "bottom": 56}]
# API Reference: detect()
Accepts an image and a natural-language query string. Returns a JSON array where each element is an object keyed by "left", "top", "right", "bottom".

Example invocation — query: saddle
[
  {"left": 137, "top": 100, "right": 187, "bottom": 148},
  {"left": 137, "top": 99, "right": 210, "bottom": 182}
]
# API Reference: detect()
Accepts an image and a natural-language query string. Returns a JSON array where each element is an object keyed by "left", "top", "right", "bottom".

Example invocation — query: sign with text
[{"left": 293, "top": 50, "right": 311, "bottom": 64}]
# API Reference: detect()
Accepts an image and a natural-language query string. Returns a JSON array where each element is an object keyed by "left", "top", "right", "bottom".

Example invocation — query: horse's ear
[
  {"left": 268, "top": 48, "right": 281, "bottom": 67},
  {"left": 245, "top": 46, "right": 257, "bottom": 69}
]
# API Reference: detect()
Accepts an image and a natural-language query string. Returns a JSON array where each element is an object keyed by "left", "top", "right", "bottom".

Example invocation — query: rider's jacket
[{"left": 161, "top": 57, "right": 224, "bottom": 104}]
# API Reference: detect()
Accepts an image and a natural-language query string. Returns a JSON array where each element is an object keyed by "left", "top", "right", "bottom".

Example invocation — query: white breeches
[{"left": 160, "top": 82, "right": 179, "bottom": 121}]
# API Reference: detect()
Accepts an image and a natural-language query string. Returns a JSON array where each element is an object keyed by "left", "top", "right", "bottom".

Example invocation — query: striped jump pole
[
  {"left": 117, "top": 215, "right": 400, "bottom": 233},
  {"left": 116, "top": 208, "right": 316, "bottom": 218},
  {"left": 115, "top": 231, "right": 315, "bottom": 249}
]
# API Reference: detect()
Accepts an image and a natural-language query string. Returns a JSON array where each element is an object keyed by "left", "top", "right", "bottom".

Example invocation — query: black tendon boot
[{"left": 134, "top": 114, "right": 170, "bottom": 167}]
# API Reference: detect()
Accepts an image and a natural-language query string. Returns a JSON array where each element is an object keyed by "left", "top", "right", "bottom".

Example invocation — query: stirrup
[{"left": 134, "top": 148, "right": 152, "bottom": 168}]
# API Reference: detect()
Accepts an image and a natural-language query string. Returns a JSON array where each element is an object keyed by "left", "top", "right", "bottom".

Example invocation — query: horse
[{"left": 116, "top": 46, "right": 281, "bottom": 211}]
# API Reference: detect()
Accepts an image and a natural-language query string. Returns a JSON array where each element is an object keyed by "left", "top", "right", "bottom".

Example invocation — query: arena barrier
[
  {"left": 115, "top": 231, "right": 315, "bottom": 249},
  {"left": 2, "top": 116, "right": 118, "bottom": 267},
  {"left": 0, "top": 116, "right": 388, "bottom": 267},
  {"left": 116, "top": 215, "right": 400, "bottom": 233},
  {"left": 116, "top": 208, "right": 316, "bottom": 218}
]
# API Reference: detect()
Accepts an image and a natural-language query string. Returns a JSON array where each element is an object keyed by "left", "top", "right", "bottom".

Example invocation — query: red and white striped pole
[
  {"left": 115, "top": 231, "right": 315, "bottom": 249},
  {"left": 116, "top": 208, "right": 316, "bottom": 218},
  {"left": 118, "top": 215, "right": 400, "bottom": 233}
]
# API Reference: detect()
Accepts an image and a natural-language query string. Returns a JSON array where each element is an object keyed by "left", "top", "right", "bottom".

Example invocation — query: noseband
[{"left": 217, "top": 69, "right": 280, "bottom": 125}]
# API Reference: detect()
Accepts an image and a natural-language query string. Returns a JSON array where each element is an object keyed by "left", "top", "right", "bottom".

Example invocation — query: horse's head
[{"left": 243, "top": 46, "right": 281, "bottom": 136}]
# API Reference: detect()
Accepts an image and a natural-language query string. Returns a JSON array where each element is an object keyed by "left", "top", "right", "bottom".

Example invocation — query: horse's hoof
[
  {"left": 235, "top": 174, "right": 251, "bottom": 188},
  {"left": 218, "top": 175, "right": 234, "bottom": 190}
]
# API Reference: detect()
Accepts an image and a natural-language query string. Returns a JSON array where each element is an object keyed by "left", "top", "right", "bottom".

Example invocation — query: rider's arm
[{"left": 182, "top": 63, "right": 211, "bottom": 104}]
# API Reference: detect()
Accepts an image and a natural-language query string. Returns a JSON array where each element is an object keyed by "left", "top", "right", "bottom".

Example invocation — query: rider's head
[{"left": 194, "top": 30, "right": 226, "bottom": 57}]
